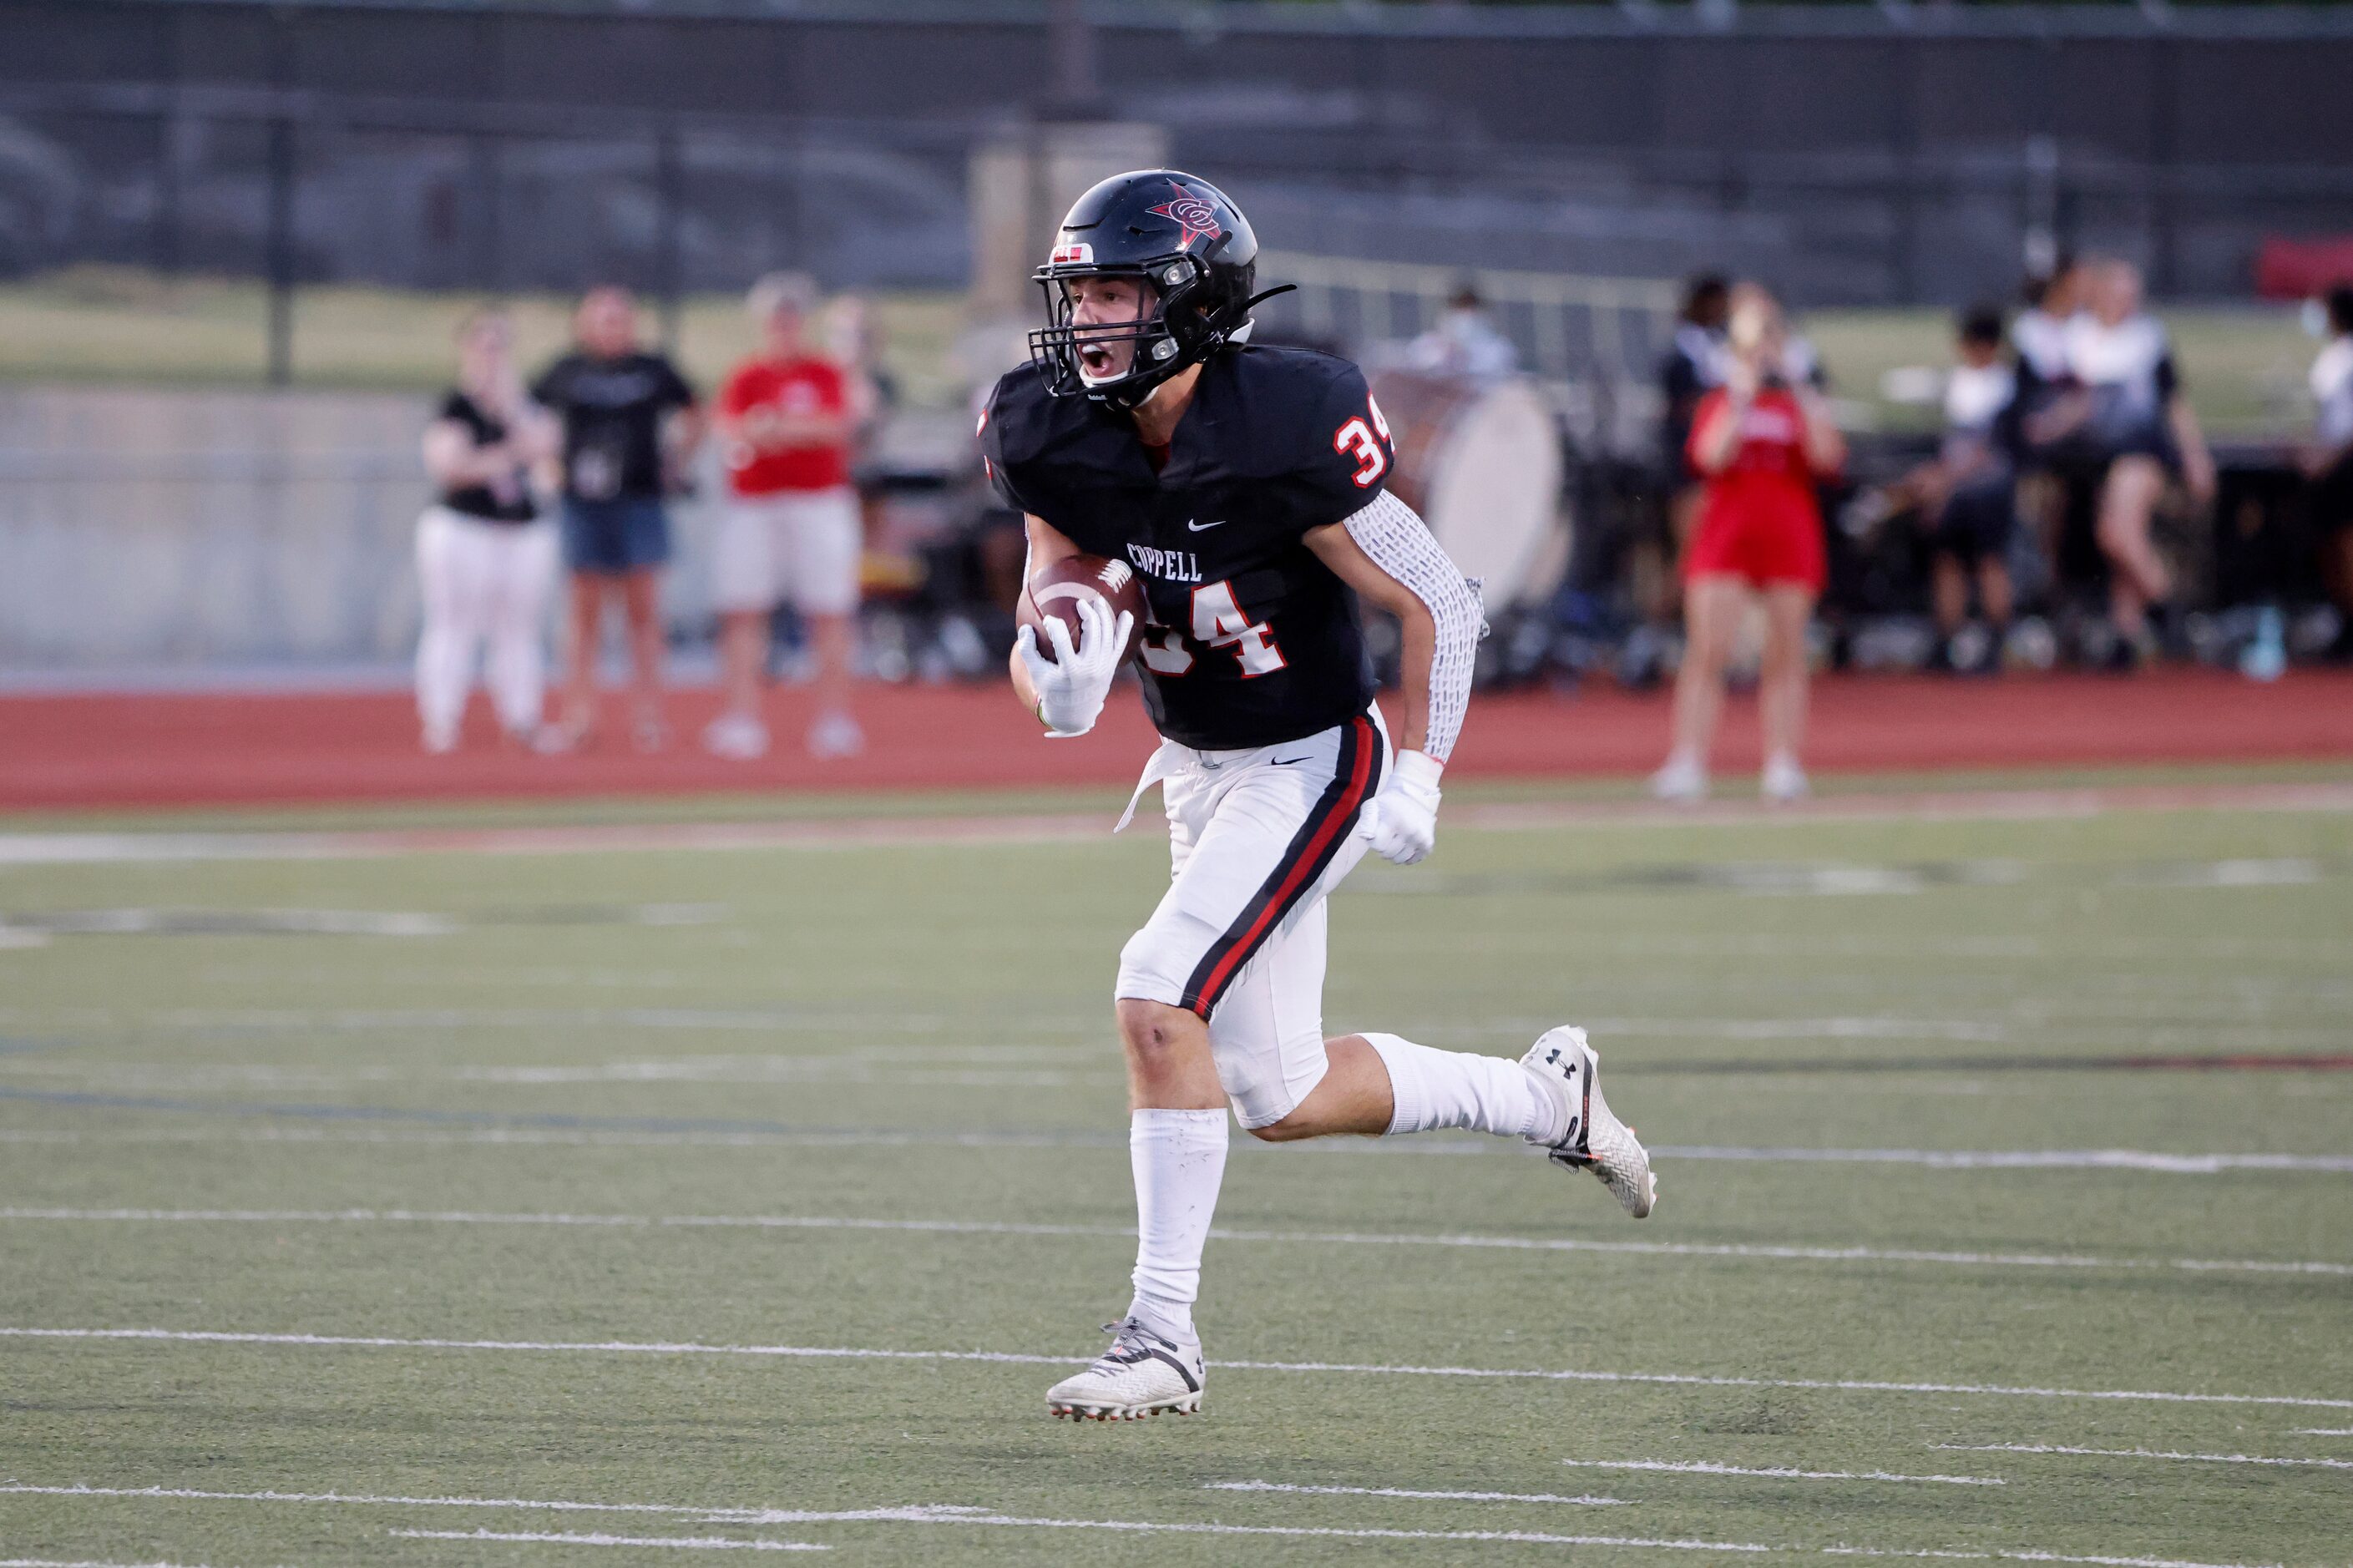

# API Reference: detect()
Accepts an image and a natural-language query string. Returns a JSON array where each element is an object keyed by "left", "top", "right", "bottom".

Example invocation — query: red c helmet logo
[{"left": 1146, "top": 182, "right": 1224, "bottom": 250}]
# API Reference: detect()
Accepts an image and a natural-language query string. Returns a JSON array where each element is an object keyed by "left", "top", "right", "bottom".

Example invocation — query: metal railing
[{"left": 1257, "top": 250, "right": 1677, "bottom": 389}]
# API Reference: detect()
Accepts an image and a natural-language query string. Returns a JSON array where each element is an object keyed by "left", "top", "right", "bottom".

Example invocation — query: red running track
[{"left": 2, "top": 667, "right": 2350, "bottom": 813}]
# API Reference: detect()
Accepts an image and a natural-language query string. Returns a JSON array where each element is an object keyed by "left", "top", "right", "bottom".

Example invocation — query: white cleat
[
  {"left": 1045, "top": 1318, "right": 1205, "bottom": 1422},
  {"left": 1521, "top": 1026, "right": 1657, "bottom": 1219},
  {"left": 1649, "top": 755, "right": 1708, "bottom": 804},
  {"left": 702, "top": 711, "right": 771, "bottom": 761},
  {"left": 1760, "top": 753, "right": 1810, "bottom": 804},
  {"left": 806, "top": 707, "right": 866, "bottom": 760}
]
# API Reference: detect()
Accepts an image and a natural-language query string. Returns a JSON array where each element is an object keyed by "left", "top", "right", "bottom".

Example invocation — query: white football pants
[
  {"left": 414, "top": 506, "right": 557, "bottom": 741},
  {"left": 1115, "top": 706, "right": 1389, "bottom": 1128}
]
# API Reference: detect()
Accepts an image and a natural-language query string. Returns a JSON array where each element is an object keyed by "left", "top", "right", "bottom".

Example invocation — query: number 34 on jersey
[{"left": 1140, "top": 579, "right": 1287, "bottom": 678}]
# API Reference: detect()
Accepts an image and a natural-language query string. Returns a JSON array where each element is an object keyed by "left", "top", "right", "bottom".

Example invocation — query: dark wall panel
[
  {"left": 793, "top": 21, "right": 1038, "bottom": 119},
  {"left": 291, "top": 9, "right": 494, "bottom": 100},
  {"left": 1915, "top": 39, "right": 2056, "bottom": 151},
  {"left": 3, "top": 2, "right": 164, "bottom": 83},
  {"left": 1408, "top": 38, "right": 1664, "bottom": 151},
  {"left": 2049, "top": 39, "right": 2159, "bottom": 164},
  {"left": 172, "top": 6, "right": 278, "bottom": 86},
  {"left": 2176, "top": 41, "right": 2353, "bottom": 165}
]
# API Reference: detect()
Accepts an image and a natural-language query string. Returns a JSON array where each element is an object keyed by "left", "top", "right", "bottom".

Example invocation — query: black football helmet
[{"left": 1028, "top": 169, "right": 1271, "bottom": 409}]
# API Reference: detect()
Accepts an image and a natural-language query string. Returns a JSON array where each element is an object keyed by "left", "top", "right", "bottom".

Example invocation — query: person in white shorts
[
  {"left": 706, "top": 272, "right": 868, "bottom": 760},
  {"left": 414, "top": 310, "right": 559, "bottom": 753},
  {"left": 986, "top": 169, "right": 1657, "bottom": 1424}
]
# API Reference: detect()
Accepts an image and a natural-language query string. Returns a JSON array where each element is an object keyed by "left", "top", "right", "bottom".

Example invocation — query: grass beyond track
[
  {"left": 1, "top": 783, "right": 2349, "bottom": 1566},
  {"left": 0, "top": 268, "right": 2320, "bottom": 438}
]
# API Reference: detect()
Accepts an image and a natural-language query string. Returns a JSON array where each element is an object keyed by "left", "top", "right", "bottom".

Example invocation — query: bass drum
[{"left": 1368, "top": 372, "right": 1565, "bottom": 607}]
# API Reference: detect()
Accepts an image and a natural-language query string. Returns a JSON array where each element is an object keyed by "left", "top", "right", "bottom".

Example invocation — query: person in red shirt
[
  {"left": 1652, "top": 283, "right": 1846, "bottom": 804},
  {"left": 706, "top": 272, "right": 868, "bottom": 760}
]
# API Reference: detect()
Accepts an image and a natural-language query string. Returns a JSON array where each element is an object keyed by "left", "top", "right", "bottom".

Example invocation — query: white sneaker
[
  {"left": 1761, "top": 754, "right": 1809, "bottom": 803},
  {"left": 1045, "top": 1318, "right": 1205, "bottom": 1421},
  {"left": 1521, "top": 1026, "right": 1657, "bottom": 1219},
  {"left": 807, "top": 708, "right": 865, "bottom": 760},
  {"left": 421, "top": 723, "right": 459, "bottom": 756},
  {"left": 701, "top": 711, "right": 770, "bottom": 761},
  {"left": 1649, "top": 755, "right": 1707, "bottom": 804}
]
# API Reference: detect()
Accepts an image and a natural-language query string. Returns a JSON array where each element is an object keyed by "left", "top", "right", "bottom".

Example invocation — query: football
[{"left": 1017, "top": 553, "right": 1148, "bottom": 663}]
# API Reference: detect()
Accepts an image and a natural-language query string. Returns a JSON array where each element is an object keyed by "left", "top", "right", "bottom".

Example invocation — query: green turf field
[{"left": 2, "top": 786, "right": 2349, "bottom": 1566}]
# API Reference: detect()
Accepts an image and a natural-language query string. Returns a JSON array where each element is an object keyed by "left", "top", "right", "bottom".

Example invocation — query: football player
[{"left": 982, "top": 171, "right": 1657, "bottom": 1424}]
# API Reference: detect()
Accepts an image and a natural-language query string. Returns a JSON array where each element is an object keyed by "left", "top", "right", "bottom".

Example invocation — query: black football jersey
[{"left": 982, "top": 344, "right": 1396, "bottom": 751}]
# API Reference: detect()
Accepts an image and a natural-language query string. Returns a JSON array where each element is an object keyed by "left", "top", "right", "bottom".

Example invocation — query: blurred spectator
[
  {"left": 529, "top": 287, "right": 701, "bottom": 751},
  {"left": 706, "top": 273, "right": 865, "bottom": 761},
  {"left": 413, "top": 310, "right": 559, "bottom": 753},
  {"left": 1407, "top": 281, "right": 1519, "bottom": 382},
  {"left": 2055, "top": 259, "right": 2215, "bottom": 666},
  {"left": 2011, "top": 257, "right": 2079, "bottom": 387},
  {"left": 1660, "top": 274, "right": 1731, "bottom": 546},
  {"left": 2303, "top": 285, "right": 2353, "bottom": 660},
  {"left": 1880, "top": 306, "right": 2022, "bottom": 673},
  {"left": 822, "top": 292, "right": 897, "bottom": 443},
  {"left": 1652, "top": 283, "right": 1845, "bottom": 805}
]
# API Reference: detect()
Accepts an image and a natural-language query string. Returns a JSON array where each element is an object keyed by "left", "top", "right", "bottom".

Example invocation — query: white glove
[
  {"left": 1356, "top": 748, "right": 1443, "bottom": 865},
  {"left": 1015, "top": 595, "right": 1133, "bottom": 739}
]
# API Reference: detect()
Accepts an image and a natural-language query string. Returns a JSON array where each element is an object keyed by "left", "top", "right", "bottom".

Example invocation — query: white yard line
[
  {"left": 1205, "top": 1481, "right": 1627, "bottom": 1505},
  {"left": 3, "top": 780, "right": 2347, "bottom": 867},
  {"left": 391, "top": 1530, "right": 823, "bottom": 1551},
  {"left": 3, "top": 1327, "right": 2345, "bottom": 1411},
  {"left": 0, "top": 1560, "right": 217, "bottom": 1568},
  {"left": 0, "top": 1483, "right": 782, "bottom": 1521},
  {"left": 3, "top": 1206, "right": 2343, "bottom": 1280},
  {"left": 1935, "top": 1444, "right": 2353, "bottom": 1471},
  {"left": 0, "top": 1483, "right": 2288, "bottom": 1567},
  {"left": 1555, "top": 1460, "right": 2002, "bottom": 1486},
  {"left": 1652, "top": 1146, "right": 2353, "bottom": 1175},
  {"left": 2, "top": 1124, "right": 2345, "bottom": 1174},
  {"left": 2294, "top": 1428, "right": 2353, "bottom": 1436}
]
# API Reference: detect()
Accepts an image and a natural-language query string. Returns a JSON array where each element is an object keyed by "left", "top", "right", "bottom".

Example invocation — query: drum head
[{"left": 1415, "top": 380, "right": 1561, "bottom": 605}]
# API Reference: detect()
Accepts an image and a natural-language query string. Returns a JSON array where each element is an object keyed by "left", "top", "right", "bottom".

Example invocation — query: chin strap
[{"left": 1089, "top": 286, "right": 1301, "bottom": 407}]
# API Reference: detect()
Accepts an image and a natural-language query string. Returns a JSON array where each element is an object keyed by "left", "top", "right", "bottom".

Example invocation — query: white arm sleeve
[{"left": 1342, "top": 489, "right": 1485, "bottom": 764}]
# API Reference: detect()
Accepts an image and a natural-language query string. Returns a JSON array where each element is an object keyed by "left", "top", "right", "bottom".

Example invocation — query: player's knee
[{"left": 1116, "top": 995, "right": 1197, "bottom": 1062}]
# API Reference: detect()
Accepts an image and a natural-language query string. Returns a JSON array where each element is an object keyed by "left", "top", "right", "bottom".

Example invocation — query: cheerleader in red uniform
[{"left": 1652, "top": 284, "right": 1845, "bottom": 803}]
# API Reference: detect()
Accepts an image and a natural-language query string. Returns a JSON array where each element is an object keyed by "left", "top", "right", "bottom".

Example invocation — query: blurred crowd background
[{"left": 6, "top": 0, "right": 2353, "bottom": 761}]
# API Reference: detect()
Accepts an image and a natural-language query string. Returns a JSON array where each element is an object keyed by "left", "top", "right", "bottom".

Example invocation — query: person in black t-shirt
[
  {"left": 2071, "top": 261, "right": 2214, "bottom": 664},
  {"left": 1874, "top": 306, "right": 2025, "bottom": 672},
  {"left": 529, "top": 287, "right": 702, "bottom": 751},
  {"left": 415, "top": 310, "right": 559, "bottom": 752},
  {"left": 1647, "top": 276, "right": 1730, "bottom": 631}
]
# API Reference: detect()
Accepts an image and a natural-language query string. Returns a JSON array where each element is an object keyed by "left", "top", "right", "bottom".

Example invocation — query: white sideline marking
[
  {"left": 2295, "top": 1428, "right": 2353, "bottom": 1435},
  {"left": 1206, "top": 1481, "right": 1627, "bottom": 1505},
  {"left": 0, "top": 1482, "right": 835, "bottom": 1525},
  {"left": 3, "top": 779, "right": 2347, "bottom": 867},
  {"left": 392, "top": 1530, "right": 822, "bottom": 1551},
  {"left": 0, "top": 1484, "right": 2285, "bottom": 1567},
  {"left": 0, "top": 1560, "right": 216, "bottom": 1568},
  {"left": 6, "top": 1123, "right": 2344, "bottom": 1174},
  {"left": 4, "top": 1327, "right": 2345, "bottom": 1410},
  {"left": 1936, "top": 1443, "right": 2353, "bottom": 1471},
  {"left": 1654, "top": 1146, "right": 2353, "bottom": 1175},
  {"left": 3, "top": 1206, "right": 2341, "bottom": 1281},
  {"left": 1556, "top": 1459, "right": 2001, "bottom": 1487},
  {"left": 0, "top": 1126, "right": 1126, "bottom": 1152}
]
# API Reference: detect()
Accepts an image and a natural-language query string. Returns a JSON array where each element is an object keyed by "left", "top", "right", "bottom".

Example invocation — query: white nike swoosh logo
[{"left": 1187, "top": 518, "right": 1227, "bottom": 533}]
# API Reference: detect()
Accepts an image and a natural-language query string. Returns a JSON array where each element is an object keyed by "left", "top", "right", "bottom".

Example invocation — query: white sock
[
  {"left": 1364, "top": 1032, "right": 1565, "bottom": 1143},
  {"left": 1126, "top": 1108, "right": 1227, "bottom": 1347}
]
